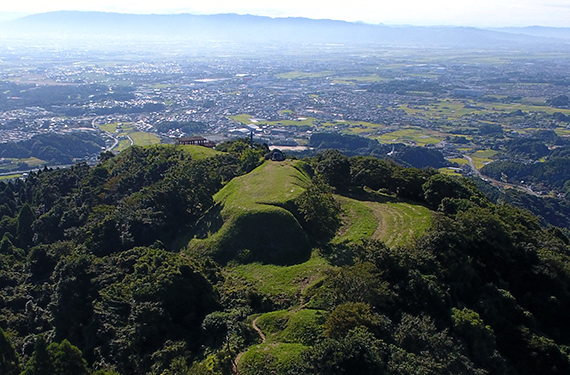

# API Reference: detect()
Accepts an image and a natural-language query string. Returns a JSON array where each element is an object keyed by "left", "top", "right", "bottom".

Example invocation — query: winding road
[{"left": 463, "top": 155, "right": 540, "bottom": 197}]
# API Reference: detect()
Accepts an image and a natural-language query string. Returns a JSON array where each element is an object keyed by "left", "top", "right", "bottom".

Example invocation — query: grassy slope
[
  {"left": 188, "top": 160, "right": 313, "bottom": 265},
  {"left": 334, "top": 193, "right": 432, "bottom": 247},
  {"left": 238, "top": 309, "right": 323, "bottom": 373},
  {"left": 228, "top": 252, "right": 330, "bottom": 297},
  {"left": 177, "top": 144, "right": 221, "bottom": 159}
]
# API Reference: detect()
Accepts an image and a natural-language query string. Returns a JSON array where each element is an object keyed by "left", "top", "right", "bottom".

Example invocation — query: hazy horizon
[{"left": 0, "top": 0, "right": 569, "bottom": 28}]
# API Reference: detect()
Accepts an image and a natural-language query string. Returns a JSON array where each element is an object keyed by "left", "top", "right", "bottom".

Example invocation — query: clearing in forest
[{"left": 334, "top": 194, "right": 432, "bottom": 247}]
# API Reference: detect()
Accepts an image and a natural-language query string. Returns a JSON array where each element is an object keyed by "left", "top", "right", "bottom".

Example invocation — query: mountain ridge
[{"left": 2, "top": 11, "right": 569, "bottom": 50}]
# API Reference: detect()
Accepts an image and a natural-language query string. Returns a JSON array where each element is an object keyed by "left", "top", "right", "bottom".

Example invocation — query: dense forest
[
  {"left": 1, "top": 141, "right": 570, "bottom": 374},
  {"left": 0, "top": 133, "right": 105, "bottom": 165},
  {"left": 308, "top": 133, "right": 450, "bottom": 168}
]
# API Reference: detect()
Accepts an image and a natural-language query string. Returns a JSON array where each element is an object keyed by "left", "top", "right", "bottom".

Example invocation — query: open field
[
  {"left": 398, "top": 98, "right": 570, "bottom": 121},
  {"left": 439, "top": 167, "right": 462, "bottom": 176},
  {"left": 129, "top": 132, "right": 160, "bottom": 146},
  {"left": 255, "top": 309, "right": 323, "bottom": 344},
  {"left": 19, "top": 157, "right": 46, "bottom": 167},
  {"left": 471, "top": 149, "right": 498, "bottom": 158},
  {"left": 229, "top": 114, "right": 319, "bottom": 127},
  {"left": 178, "top": 144, "right": 221, "bottom": 159},
  {"left": 214, "top": 160, "right": 310, "bottom": 207},
  {"left": 0, "top": 174, "right": 22, "bottom": 180},
  {"left": 334, "top": 193, "right": 432, "bottom": 248},
  {"left": 366, "top": 199, "right": 432, "bottom": 247},
  {"left": 469, "top": 155, "right": 493, "bottom": 170},
  {"left": 334, "top": 196, "right": 378, "bottom": 244},
  {"left": 332, "top": 75, "right": 387, "bottom": 84},
  {"left": 228, "top": 252, "right": 330, "bottom": 297},
  {"left": 448, "top": 157, "right": 469, "bottom": 165},
  {"left": 236, "top": 309, "right": 324, "bottom": 372},
  {"left": 238, "top": 342, "right": 307, "bottom": 374},
  {"left": 98, "top": 123, "right": 119, "bottom": 133},
  {"left": 99, "top": 122, "right": 161, "bottom": 151},
  {"left": 377, "top": 127, "right": 442, "bottom": 146}
]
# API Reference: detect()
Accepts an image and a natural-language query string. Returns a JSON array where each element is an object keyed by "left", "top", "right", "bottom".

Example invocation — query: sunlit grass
[
  {"left": 377, "top": 127, "right": 441, "bottom": 145},
  {"left": 448, "top": 157, "right": 469, "bottom": 165},
  {"left": 472, "top": 149, "right": 498, "bottom": 158},
  {"left": 470, "top": 156, "right": 493, "bottom": 170},
  {"left": 228, "top": 252, "right": 330, "bottom": 296},
  {"left": 0, "top": 174, "right": 21, "bottom": 180},
  {"left": 129, "top": 132, "right": 160, "bottom": 146}
]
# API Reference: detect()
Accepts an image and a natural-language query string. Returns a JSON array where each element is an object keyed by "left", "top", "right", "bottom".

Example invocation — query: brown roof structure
[{"left": 176, "top": 136, "right": 216, "bottom": 148}]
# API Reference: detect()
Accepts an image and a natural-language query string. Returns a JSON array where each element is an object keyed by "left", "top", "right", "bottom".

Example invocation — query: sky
[{"left": 1, "top": 0, "right": 569, "bottom": 28}]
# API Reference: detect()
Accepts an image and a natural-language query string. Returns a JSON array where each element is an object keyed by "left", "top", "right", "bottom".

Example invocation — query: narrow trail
[
  {"left": 232, "top": 316, "right": 266, "bottom": 375},
  {"left": 251, "top": 317, "right": 266, "bottom": 342}
]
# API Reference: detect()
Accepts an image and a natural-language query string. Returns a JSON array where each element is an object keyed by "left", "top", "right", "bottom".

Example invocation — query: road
[
  {"left": 463, "top": 155, "right": 540, "bottom": 197},
  {"left": 92, "top": 115, "right": 120, "bottom": 152}
]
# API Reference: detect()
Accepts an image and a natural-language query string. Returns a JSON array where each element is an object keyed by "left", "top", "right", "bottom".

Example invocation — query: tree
[
  {"left": 295, "top": 177, "right": 342, "bottom": 242},
  {"left": 16, "top": 203, "right": 35, "bottom": 248},
  {"left": 302, "top": 327, "right": 387, "bottom": 375},
  {"left": 349, "top": 156, "right": 393, "bottom": 191},
  {"left": 314, "top": 149, "right": 351, "bottom": 190},
  {"left": 324, "top": 302, "right": 385, "bottom": 339},
  {"left": 49, "top": 340, "right": 91, "bottom": 375},
  {"left": 0, "top": 327, "right": 20, "bottom": 375},
  {"left": 422, "top": 173, "right": 473, "bottom": 209},
  {"left": 22, "top": 335, "right": 55, "bottom": 375}
]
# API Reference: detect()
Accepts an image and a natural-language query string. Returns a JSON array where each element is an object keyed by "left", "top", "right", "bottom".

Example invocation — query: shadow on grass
[
  {"left": 192, "top": 204, "right": 224, "bottom": 240},
  {"left": 172, "top": 204, "right": 224, "bottom": 252}
]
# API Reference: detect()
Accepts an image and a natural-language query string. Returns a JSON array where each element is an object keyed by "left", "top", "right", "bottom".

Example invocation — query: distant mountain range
[{"left": 1, "top": 11, "right": 570, "bottom": 50}]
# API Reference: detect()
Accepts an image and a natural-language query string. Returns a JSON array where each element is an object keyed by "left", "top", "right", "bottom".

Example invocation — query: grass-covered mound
[{"left": 188, "top": 160, "right": 313, "bottom": 265}]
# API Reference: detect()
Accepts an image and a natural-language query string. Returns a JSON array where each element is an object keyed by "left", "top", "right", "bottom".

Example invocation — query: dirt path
[
  {"left": 232, "top": 316, "right": 266, "bottom": 375},
  {"left": 367, "top": 202, "right": 406, "bottom": 246},
  {"left": 251, "top": 317, "right": 266, "bottom": 343}
]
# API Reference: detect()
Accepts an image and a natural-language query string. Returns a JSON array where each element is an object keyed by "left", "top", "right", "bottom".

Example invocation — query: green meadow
[{"left": 377, "top": 127, "right": 442, "bottom": 146}]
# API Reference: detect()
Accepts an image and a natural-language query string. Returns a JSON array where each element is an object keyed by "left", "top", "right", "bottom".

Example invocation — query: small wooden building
[{"left": 176, "top": 136, "right": 216, "bottom": 148}]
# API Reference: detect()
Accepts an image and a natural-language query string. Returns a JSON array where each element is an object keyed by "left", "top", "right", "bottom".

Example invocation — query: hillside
[
  {"left": 188, "top": 160, "right": 313, "bottom": 265},
  {"left": 1, "top": 143, "right": 570, "bottom": 374},
  {"left": 334, "top": 194, "right": 432, "bottom": 248}
]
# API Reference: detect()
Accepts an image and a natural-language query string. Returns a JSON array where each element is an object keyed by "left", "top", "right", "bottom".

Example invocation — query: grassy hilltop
[{"left": 188, "top": 160, "right": 313, "bottom": 265}]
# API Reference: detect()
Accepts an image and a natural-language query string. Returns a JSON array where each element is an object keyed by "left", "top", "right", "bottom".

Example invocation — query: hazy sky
[{"left": 1, "top": 0, "right": 569, "bottom": 27}]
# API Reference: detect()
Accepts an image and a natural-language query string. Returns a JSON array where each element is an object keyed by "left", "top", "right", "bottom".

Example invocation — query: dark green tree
[
  {"left": 314, "top": 149, "right": 351, "bottom": 190},
  {"left": 295, "top": 177, "right": 342, "bottom": 242},
  {"left": 349, "top": 156, "right": 393, "bottom": 191},
  {"left": 422, "top": 173, "right": 473, "bottom": 209},
  {"left": 0, "top": 327, "right": 20, "bottom": 375},
  {"left": 48, "top": 340, "right": 90, "bottom": 375},
  {"left": 16, "top": 203, "right": 35, "bottom": 248},
  {"left": 22, "top": 335, "right": 55, "bottom": 375}
]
